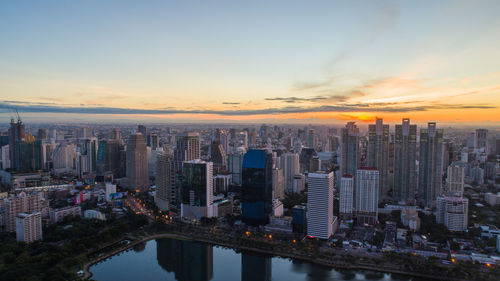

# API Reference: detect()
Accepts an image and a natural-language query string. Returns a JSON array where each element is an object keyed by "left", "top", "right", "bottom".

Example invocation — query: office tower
[
  {"left": 241, "top": 149, "right": 273, "bottom": 226},
  {"left": 78, "top": 138, "right": 98, "bottom": 176},
  {"left": 8, "top": 117, "right": 25, "bottom": 170},
  {"left": 474, "top": 129, "right": 489, "bottom": 152},
  {"left": 325, "top": 136, "right": 339, "bottom": 152},
  {"left": 155, "top": 152, "right": 171, "bottom": 211},
  {"left": 15, "top": 139, "right": 43, "bottom": 172},
  {"left": 436, "top": 196, "right": 468, "bottom": 231},
  {"left": 249, "top": 131, "right": 256, "bottom": 147},
  {"left": 126, "top": 133, "right": 149, "bottom": 191},
  {"left": 210, "top": 141, "right": 227, "bottom": 173},
  {"left": 367, "top": 118, "right": 389, "bottom": 200},
  {"left": 272, "top": 168, "right": 284, "bottom": 199},
  {"left": 16, "top": 212, "right": 42, "bottom": 243},
  {"left": 355, "top": 168, "right": 379, "bottom": 225},
  {"left": 339, "top": 175, "right": 354, "bottom": 221},
  {"left": 150, "top": 133, "right": 159, "bottom": 150},
  {"left": 37, "top": 129, "right": 47, "bottom": 140},
  {"left": 280, "top": 153, "right": 300, "bottom": 192},
  {"left": 228, "top": 152, "right": 244, "bottom": 185},
  {"left": 292, "top": 205, "right": 306, "bottom": 233},
  {"left": 307, "top": 129, "right": 317, "bottom": 149},
  {"left": 52, "top": 143, "right": 77, "bottom": 175},
  {"left": 340, "top": 122, "right": 360, "bottom": 177},
  {"left": 213, "top": 174, "right": 231, "bottom": 193},
  {"left": 5, "top": 193, "right": 41, "bottom": 232},
  {"left": 180, "top": 160, "right": 214, "bottom": 220},
  {"left": 299, "top": 147, "right": 317, "bottom": 173},
  {"left": 138, "top": 125, "right": 147, "bottom": 142},
  {"left": 96, "top": 139, "right": 108, "bottom": 175},
  {"left": 309, "top": 156, "right": 321, "bottom": 172},
  {"left": 106, "top": 139, "right": 122, "bottom": 177},
  {"left": 393, "top": 118, "right": 417, "bottom": 203},
  {"left": 110, "top": 128, "right": 120, "bottom": 140},
  {"left": 418, "top": 122, "right": 443, "bottom": 207},
  {"left": 446, "top": 162, "right": 466, "bottom": 196},
  {"left": 292, "top": 174, "right": 306, "bottom": 193},
  {"left": 172, "top": 133, "right": 200, "bottom": 205},
  {"left": 307, "top": 172, "right": 334, "bottom": 239}
]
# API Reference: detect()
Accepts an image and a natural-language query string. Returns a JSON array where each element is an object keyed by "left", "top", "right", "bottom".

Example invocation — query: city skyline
[{"left": 1, "top": 1, "right": 499, "bottom": 125}]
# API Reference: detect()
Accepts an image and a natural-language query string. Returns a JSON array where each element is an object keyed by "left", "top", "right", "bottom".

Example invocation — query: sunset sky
[{"left": 1, "top": 0, "right": 499, "bottom": 125}]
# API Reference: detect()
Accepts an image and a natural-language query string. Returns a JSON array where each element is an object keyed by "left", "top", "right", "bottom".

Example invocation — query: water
[{"left": 90, "top": 238, "right": 425, "bottom": 281}]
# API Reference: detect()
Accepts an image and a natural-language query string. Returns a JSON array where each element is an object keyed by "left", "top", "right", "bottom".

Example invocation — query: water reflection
[
  {"left": 241, "top": 252, "right": 271, "bottom": 281},
  {"left": 157, "top": 238, "right": 213, "bottom": 281}
]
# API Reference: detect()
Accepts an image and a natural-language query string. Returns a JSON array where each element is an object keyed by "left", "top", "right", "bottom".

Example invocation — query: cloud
[
  {"left": 0, "top": 100, "right": 495, "bottom": 117},
  {"left": 222, "top": 102, "right": 240, "bottom": 105}
]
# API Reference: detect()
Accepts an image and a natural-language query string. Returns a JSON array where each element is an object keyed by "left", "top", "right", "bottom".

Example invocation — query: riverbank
[{"left": 83, "top": 231, "right": 465, "bottom": 281}]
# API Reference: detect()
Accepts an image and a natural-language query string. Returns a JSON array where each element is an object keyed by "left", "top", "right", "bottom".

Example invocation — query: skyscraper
[
  {"left": 339, "top": 175, "right": 354, "bottom": 221},
  {"left": 8, "top": 117, "right": 25, "bottom": 170},
  {"left": 367, "top": 118, "right": 389, "bottom": 200},
  {"left": 180, "top": 160, "right": 214, "bottom": 220},
  {"left": 172, "top": 133, "right": 200, "bottom": 205},
  {"left": 126, "top": 133, "right": 149, "bottom": 191},
  {"left": 340, "top": 122, "right": 360, "bottom": 178},
  {"left": 446, "top": 161, "right": 466, "bottom": 197},
  {"left": 241, "top": 149, "right": 273, "bottom": 226},
  {"left": 474, "top": 129, "right": 489, "bottom": 152},
  {"left": 418, "top": 122, "right": 443, "bottom": 207},
  {"left": 279, "top": 153, "right": 299, "bottom": 192},
  {"left": 272, "top": 168, "right": 284, "bottom": 199},
  {"left": 393, "top": 118, "right": 417, "bottom": 203},
  {"left": 307, "top": 172, "right": 334, "bottom": 239},
  {"left": 210, "top": 141, "right": 227, "bottom": 173},
  {"left": 355, "top": 168, "right": 379, "bottom": 225},
  {"left": 155, "top": 151, "right": 172, "bottom": 211}
]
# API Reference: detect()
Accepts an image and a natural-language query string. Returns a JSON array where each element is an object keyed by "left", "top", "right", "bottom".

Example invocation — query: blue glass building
[{"left": 241, "top": 149, "right": 273, "bottom": 226}]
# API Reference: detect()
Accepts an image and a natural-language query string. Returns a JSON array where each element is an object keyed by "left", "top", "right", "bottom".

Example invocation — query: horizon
[{"left": 1, "top": 1, "right": 499, "bottom": 124}]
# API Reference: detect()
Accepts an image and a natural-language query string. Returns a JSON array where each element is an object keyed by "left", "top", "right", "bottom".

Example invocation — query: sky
[{"left": 0, "top": 0, "right": 499, "bottom": 125}]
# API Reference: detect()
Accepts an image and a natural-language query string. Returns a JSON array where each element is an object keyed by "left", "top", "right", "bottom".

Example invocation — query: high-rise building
[
  {"left": 8, "top": 117, "right": 25, "bottom": 170},
  {"left": 5, "top": 193, "right": 41, "bottom": 232},
  {"left": 340, "top": 122, "right": 360, "bottom": 178},
  {"left": 393, "top": 118, "right": 417, "bottom": 203},
  {"left": 228, "top": 152, "right": 244, "bottom": 185},
  {"left": 105, "top": 183, "right": 116, "bottom": 202},
  {"left": 339, "top": 175, "right": 354, "bottom": 221},
  {"left": 172, "top": 133, "right": 200, "bottom": 205},
  {"left": 299, "top": 147, "right": 317, "bottom": 173},
  {"left": 355, "top": 168, "right": 379, "bottom": 225},
  {"left": 446, "top": 162, "right": 466, "bottom": 196},
  {"left": 138, "top": 125, "right": 147, "bottom": 142},
  {"left": 180, "top": 160, "right": 214, "bottom": 220},
  {"left": 126, "top": 133, "right": 149, "bottom": 191},
  {"left": 16, "top": 212, "right": 42, "bottom": 243},
  {"left": 210, "top": 141, "right": 227, "bottom": 173},
  {"left": 418, "top": 122, "right": 443, "bottom": 207},
  {"left": 272, "top": 168, "right": 284, "bottom": 199},
  {"left": 241, "top": 149, "right": 273, "bottom": 226},
  {"left": 155, "top": 152, "right": 172, "bottom": 211},
  {"left": 436, "top": 196, "right": 468, "bottom": 231},
  {"left": 307, "top": 129, "right": 317, "bottom": 149},
  {"left": 151, "top": 133, "right": 159, "bottom": 150},
  {"left": 307, "top": 172, "right": 334, "bottom": 239},
  {"left": 279, "top": 153, "right": 299, "bottom": 192},
  {"left": 474, "top": 129, "right": 489, "bottom": 152},
  {"left": 367, "top": 118, "right": 389, "bottom": 200}
]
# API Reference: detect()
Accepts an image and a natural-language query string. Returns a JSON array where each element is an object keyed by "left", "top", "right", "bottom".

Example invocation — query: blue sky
[{"left": 0, "top": 0, "right": 499, "bottom": 124}]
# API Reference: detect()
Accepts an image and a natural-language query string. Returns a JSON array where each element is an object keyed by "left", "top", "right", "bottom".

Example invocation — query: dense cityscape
[
  {"left": 2, "top": 1, "right": 500, "bottom": 280},
  {"left": 1, "top": 116, "right": 500, "bottom": 280}
]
